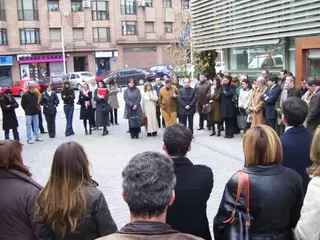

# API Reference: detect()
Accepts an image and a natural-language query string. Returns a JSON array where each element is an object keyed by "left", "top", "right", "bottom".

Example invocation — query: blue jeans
[
  {"left": 26, "top": 115, "right": 40, "bottom": 141},
  {"left": 64, "top": 104, "right": 74, "bottom": 136}
]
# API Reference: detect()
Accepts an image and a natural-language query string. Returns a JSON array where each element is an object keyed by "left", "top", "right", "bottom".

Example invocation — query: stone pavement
[{"left": 0, "top": 88, "right": 244, "bottom": 236}]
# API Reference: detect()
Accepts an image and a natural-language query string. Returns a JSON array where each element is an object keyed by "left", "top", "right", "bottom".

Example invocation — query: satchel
[
  {"left": 222, "top": 171, "right": 251, "bottom": 240},
  {"left": 202, "top": 103, "right": 212, "bottom": 114},
  {"left": 237, "top": 109, "right": 247, "bottom": 130},
  {"left": 142, "top": 114, "right": 148, "bottom": 126},
  {"left": 129, "top": 115, "right": 141, "bottom": 129},
  {"left": 101, "top": 104, "right": 112, "bottom": 114}
]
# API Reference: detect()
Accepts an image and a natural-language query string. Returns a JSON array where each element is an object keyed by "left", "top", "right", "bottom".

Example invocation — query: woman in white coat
[
  {"left": 142, "top": 82, "right": 159, "bottom": 137},
  {"left": 294, "top": 125, "right": 320, "bottom": 240}
]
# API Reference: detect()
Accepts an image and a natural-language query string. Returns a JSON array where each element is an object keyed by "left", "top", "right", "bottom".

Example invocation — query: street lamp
[{"left": 62, "top": 12, "right": 70, "bottom": 75}]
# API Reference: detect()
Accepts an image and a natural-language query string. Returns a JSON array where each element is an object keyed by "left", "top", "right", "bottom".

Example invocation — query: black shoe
[
  {"left": 217, "top": 131, "right": 221, "bottom": 137},
  {"left": 115, "top": 123, "right": 119, "bottom": 125},
  {"left": 135, "top": 134, "right": 139, "bottom": 139},
  {"left": 85, "top": 130, "right": 88, "bottom": 135},
  {"left": 89, "top": 129, "right": 92, "bottom": 135},
  {"left": 147, "top": 133, "right": 152, "bottom": 137},
  {"left": 127, "top": 130, "right": 130, "bottom": 133},
  {"left": 41, "top": 131, "right": 47, "bottom": 134},
  {"left": 210, "top": 131, "right": 216, "bottom": 136},
  {"left": 228, "top": 135, "right": 234, "bottom": 139},
  {"left": 224, "top": 135, "right": 228, "bottom": 138},
  {"left": 197, "top": 128, "right": 204, "bottom": 131},
  {"left": 152, "top": 132, "right": 157, "bottom": 136}
]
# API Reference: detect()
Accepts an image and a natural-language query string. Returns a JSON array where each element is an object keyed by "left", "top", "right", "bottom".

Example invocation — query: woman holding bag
[
  {"left": 214, "top": 125, "right": 303, "bottom": 240},
  {"left": 78, "top": 84, "right": 94, "bottom": 135},
  {"left": 142, "top": 82, "right": 158, "bottom": 137},
  {"left": 94, "top": 81, "right": 110, "bottom": 136},
  {"left": 108, "top": 78, "right": 120, "bottom": 125},
  {"left": 238, "top": 79, "right": 252, "bottom": 133}
]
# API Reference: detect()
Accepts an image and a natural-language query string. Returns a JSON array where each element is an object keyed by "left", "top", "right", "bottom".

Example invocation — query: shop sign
[
  {"left": 95, "top": 51, "right": 113, "bottom": 58},
  {"left": 0, "top": 56, "right": 13, "bottom": 66}
]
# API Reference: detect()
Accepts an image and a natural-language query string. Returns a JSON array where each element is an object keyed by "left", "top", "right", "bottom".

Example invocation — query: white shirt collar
[{"left": 285, "top": 126, "right": 294, "bottom": 132}]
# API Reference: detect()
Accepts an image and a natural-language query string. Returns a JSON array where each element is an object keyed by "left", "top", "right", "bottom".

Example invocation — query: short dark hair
[
  {"left": 282, "top": 97, "right": 308, "bottom": 126},
  {"left": 280, "top": 69, "right": 288, "bottom": 75},
  {"left": 217, "top": 72, "right": 224, "bottom": 78},
  {"left": 4, "top": 89, "right": 12, "bottom": 94},
  {"left": 269, "top": 75, "right": 278, "bottom": 84},
  {"left": 307, "top": 77, "right": 319, "bottom": 86},
  {"left": 163, "top": 123, "right": 192, "bottom": 157},
  {"left": 165, "top": 79, "right": 171, "bottom": 84},
  {"left": 127, "top": 78, "right": 136, "bottom": 87}
]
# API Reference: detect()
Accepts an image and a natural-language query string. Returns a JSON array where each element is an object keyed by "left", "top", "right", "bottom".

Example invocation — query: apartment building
[
  {"left": 0, "top": 0, "right": 190, "bottom": 85},
  {"left": 191, "top": 0, "right": 320, "bottom": 83}
]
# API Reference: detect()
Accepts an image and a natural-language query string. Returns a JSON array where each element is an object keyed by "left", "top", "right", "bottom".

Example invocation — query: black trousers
[
  {"left": 156, "top": 105, "right": 165, "bottom": 128},
  {"left": 91, "top": 108, "right": 96, "bottom": 127},
  {"left": 32, "top": 111, "right": 45, "bottom": 133},
  {"left": 110, "top": 108, "right": 118, "bottom": 124},
  {"left": 266, "top": 118, "right": 276, "bottom": 130},
  {"left": 197, "top": 103, "right": 208, "bottom": 129},
  {"left": 4, "top": 128, "right": 20, "bottom": 141},
  {"left": 179, "top": 114, "right": 194, "bottom": 134},
  {"left": 224, "top": 118, "right": 236, "bottom": 137},
  {"left": 45, "top": 114, "right": 56, "bottom": 137}
]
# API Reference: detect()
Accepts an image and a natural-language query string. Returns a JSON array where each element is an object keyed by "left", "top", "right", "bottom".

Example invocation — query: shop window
[
  {"left": 145, "top": 22, "right": 154, "bottom": 33},
  {"left": 93, "top": 27, "right": 110, "bottom": 42},
  {"left": 73, "top": 28, "right": 84, "bottom": 40},
  {"left": 48, "top": 1, "right": 59, "bottom": 11},
  {"left": 181, "top": 0, "right": 189, "bottom": 9},
  {"left": 49, "top": 28, "right": 61, "bottom": 41},
  {"left": 92, "top": 0, "right": 109, "bottom": 20},
  {"left": 122, "top": 21, "right": 137, "bottom": 35},
  {"left": 0, "top": 66, "right": 12, "bottom": 85},
  {"left": 164, "top": 22, "right": 173, "bottom": 33},
  {"left": 0, "top": 28, "right": 7, "bottom": 45},
  {"left": 120, "top": 0, "right": 136, "bottom": 15},
  {"left": 163, "top": 0, "right": 172, "bottom": 8},
  {"left": 71, "top": 1, "right": 82, "bottom": 11},
  {"left": 228, "top": 45, "right": 284, "bottom": 71},
  {"left": 17, "top": 0, "right": 38, "bottom": 21},
  {"left": 145, "top": 0, "right": 152, "bottom": 7},
  {"left": 20, "top": 28, "right": 40, "bottom": 44},
  {"left": 0, "top": 0, "right": 6, "bottom": 21}
]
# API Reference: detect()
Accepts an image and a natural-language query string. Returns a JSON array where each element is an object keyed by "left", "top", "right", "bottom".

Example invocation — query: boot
[
  {"left": 115, "top": 110, "right": 119, "bottom": 125},
  {"left": 102, "top": 127, "right": 107, "bottom": 136},
  {"left": 84, "top": 121, "right": 88, "bottom": 135},
  {"left": 89, "top": 126, "right": 92, "bottom": 135},
  {"left": 210, "top": 125, "right": 216, "bottom": 136},
  {"left": 217, "top": 123, "right": 221, "bottom": 137}
]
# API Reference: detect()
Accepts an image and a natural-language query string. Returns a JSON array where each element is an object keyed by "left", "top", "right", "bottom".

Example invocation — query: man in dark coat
[
  {"left": 163, "top": 123, "right": 213, "bottom": 240},
  {"left": 153, "top": 77, "right": 165, "bottom": 128},
  {"left": 281, "top": 97, "right": 312, "bottom": 194},
  {"left": 306, "top": 77, "right": 320, "bottom": 132},
  {"left": 178, "top": 78, "right": 196, "bottom": 134},
  {"left": 195, "top": 74, "right": 211, "bottom": 130},
  {"left": 0, "top": 89, "right": 20, "bottom": 141},
  {"left": 261, "top": 75, "right": 282, "bottom": 129}
]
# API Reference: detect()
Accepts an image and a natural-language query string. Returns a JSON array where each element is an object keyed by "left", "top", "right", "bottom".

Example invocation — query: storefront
[
  {"left": 0, "top": 56, "right": 13, "bottom": 86},
  {"left": 18, "top": 55, "right": 67, "bottom": 80},
  {"left": 95, "top": 51, "right": 116, "bottom": 76}
]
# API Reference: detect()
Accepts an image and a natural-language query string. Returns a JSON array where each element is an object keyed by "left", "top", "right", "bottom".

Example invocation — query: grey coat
[
  {"left": 123, "top": 87, "right": 142, "bottom": 120},
  {"left": 94, "top": 88, "right": 110, "bottom": 127},
  {"left": 108, "top": 84, "right": 120, "bottom": 109}
]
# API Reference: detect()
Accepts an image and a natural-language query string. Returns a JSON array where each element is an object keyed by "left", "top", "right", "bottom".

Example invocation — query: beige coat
[
  {"left": 142, "top": 90, "right": 159, "bottom": 133},
  {"left": 108, "top": 84, "right": 120, "bottom": 109},
  {"left": 159, "top": 86, "right": 178, "bottom": 113},
  {"left": 249, "top": 85, "right": 267, "bottom": 126}
]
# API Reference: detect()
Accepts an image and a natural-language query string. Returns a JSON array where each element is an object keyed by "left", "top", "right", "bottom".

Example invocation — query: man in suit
[
  {"left": 306, "top": 77, "right": 320, "bottom": 132},
  {"left": 153, "top": 77, "right": 165, "bottom": 128},
  {"left": 178, "top": 78, "right": 197, "bottom": 134},
  {"left": 195, "top": 73, "right": 211, "bottom": 130},
  {"left": 281, "top": 97, "right": 312, "bottom": 194},
  {"left": 261, "top": 75, "right": 282, "bottom": 129},
  {"left": 163, "top": 123, "right": 213, "bottom": 240}
]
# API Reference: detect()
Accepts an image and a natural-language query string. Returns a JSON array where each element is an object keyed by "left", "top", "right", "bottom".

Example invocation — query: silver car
[{"left": 61, "top": 72, "right": 95, "bottom": 90}]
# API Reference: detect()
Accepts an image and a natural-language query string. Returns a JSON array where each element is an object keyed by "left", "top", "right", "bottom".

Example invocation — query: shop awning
[{"left": 19, "top": 55, "right": 68, "bottom": 64}]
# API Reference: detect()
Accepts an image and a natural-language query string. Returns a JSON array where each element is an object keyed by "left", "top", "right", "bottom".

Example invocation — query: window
[
  {"left": 73, "top": 28, "right": 84, "bottom": 40},
  {"left": 93, "top": 27, "right": 110, "bottom": 42},
  {"left": 17, "top": 0, "right": 38, "bottom": 20},
  {"left": 48, "top": 1, "right": 59, "bottom": 11},
  {"left": 71, "top": 1, "right": 82, "bottom": 11},
  {"left": 20, "top": 28, "right": 40, "bottom": 44},
  {"left": 92, "top": 0, "right": 109, "bottom": 20},
  {"left": 0, "top": 28, "right": 7, "bottom": 45},
  {"left": 0, "top": 0, "right": 6, "bottom": 21},
  {"left": 145, "top": 22, "right": 154, "bottom": 33},
  {"left": 121, "top": 0, "right": 136, "bottom": 15},
  {"left": 181, "top": 0, "right": 189, "bottom": 9},
  {"left": 49, "top": 28, "right": 61, "bottom": 41},
  {"left": 164, "top": 22, "right": 173, "bottom": 33},
  {"left": 163, "top": 0, "right": 172, "bottom": 8},
  {"left": 122, "top": 21, "right": 137, "bottom": 35},
  {"left": 145, "top": 0, "right": 152, "bottom": 7}
]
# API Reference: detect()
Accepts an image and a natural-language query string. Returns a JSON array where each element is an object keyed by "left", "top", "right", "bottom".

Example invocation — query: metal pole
[
  {"left": 189, "top": 0, "right": 194, "bottom": 81},
  {"left": 61, "top": 13, "right": 69, "bottom": 75}
]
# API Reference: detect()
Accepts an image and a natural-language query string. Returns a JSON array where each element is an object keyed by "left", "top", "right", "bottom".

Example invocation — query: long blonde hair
[
  {"left": 308, "top": 126, "right": 320, "bottom": 177},
  {"left": 36, "top": 142, "right": 93, "bottom": 237}
]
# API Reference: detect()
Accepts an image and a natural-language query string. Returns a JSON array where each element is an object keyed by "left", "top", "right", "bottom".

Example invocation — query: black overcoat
[{"left": 0, "top": 96, "right": 19, "bottom": 130}]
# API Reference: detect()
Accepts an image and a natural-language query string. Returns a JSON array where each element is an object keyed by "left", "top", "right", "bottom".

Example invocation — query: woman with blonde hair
[
  {"left": 294, "top": 125, "right": 320, "bottom": 240},
  {"left": 36, "top": 141, "right": 117, "bottom": 239},
  {"left": 142, "top": 82, "right": 159, "bottom": 137},
  {"left": 0, "top": 140, "right": 42, "bottom": 240},
  {"left": 214, "top": 125, "right": 303, "bottom": 240}
]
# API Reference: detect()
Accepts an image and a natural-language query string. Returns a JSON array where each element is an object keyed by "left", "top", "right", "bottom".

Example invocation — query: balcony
[
  {"left": 18, "top": 10, "right": 39, "bottom": 21},
  {"left": 48, "top": 11, "right": 61, "bottom": 28},
  {"left": 145, "top": 7, "right": 155, "bottom": 22},
  {"left": 121, "top": 4, "right": 137, "bottom": 15}
]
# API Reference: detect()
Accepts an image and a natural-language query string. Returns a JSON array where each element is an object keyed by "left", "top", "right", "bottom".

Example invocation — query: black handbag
[
  {"left": 101, "top": 103, "right": 112, "bottom": 114},
  {"left": 129, "top": 115, "right": 141, "bottom": 129},
  {"left": 222, "top": 171, "right": 251, "bottom": 240}
]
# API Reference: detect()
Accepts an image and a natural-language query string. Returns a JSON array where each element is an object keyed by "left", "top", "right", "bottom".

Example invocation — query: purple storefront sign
[{"left": 19, "top": 58, "right": 68, "bottom": 64}]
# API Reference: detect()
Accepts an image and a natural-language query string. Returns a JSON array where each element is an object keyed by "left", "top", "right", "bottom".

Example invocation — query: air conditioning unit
[
  {"left": 82, "top": 0, "right": 91, "bottom": 8},
  {"left": 138, "top": 0, "right": 146, "bottom": 7}
]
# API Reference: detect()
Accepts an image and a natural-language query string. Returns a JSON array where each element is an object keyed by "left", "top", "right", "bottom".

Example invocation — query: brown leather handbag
[
  {"left": 202, "top": 103, "right": 212, "bottom": 114},
  {"left": 222, "top": 171, "right": 251, "bottom": 240}
]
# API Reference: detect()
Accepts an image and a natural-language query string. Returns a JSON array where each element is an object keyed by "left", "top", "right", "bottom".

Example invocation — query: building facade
[
  {"left": 190, "top": 0, "right": 320, "bottom": 84},
  {"left": 0, "top": 0, "right": 189, "bottom": 85}
]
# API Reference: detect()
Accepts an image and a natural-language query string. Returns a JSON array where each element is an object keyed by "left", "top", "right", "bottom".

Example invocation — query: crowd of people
[{"left": 1, "top": 119, "right": 320, "bottom": 239}]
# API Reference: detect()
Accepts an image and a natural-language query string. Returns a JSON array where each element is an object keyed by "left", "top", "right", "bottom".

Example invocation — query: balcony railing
[
  {"left": 18, "top": 10, "right": 39, "bottom": 21},
  {"left": 120, "top": 4, "right": 137, "bottom": 15}
]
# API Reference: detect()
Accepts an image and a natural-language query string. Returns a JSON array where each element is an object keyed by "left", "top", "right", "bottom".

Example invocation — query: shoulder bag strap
[{"left": 243, "top": 172, "right": 251, "bottom": 227}]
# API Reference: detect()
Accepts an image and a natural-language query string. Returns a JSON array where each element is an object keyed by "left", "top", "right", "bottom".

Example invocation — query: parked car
[
  {"left": 0, "top": 80, "right": 41, "bottom": 97},
  {"left": 139, "top": 68, "right": 156, "bottom": 82},
  {"left": 103, "top": 68, "right": 147, "bottom": 86},
  {"left": 37, "top": 77, "right": 63, "bottom": 93},
  {"left": 149, "top": 64, "right": 178, "bottom": 79},
  {"left": 61, "top": 72, "right": 95, "bottom": 90},
  {"left": 96, "top": 70, "right": 113, "bottom": 82}
]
